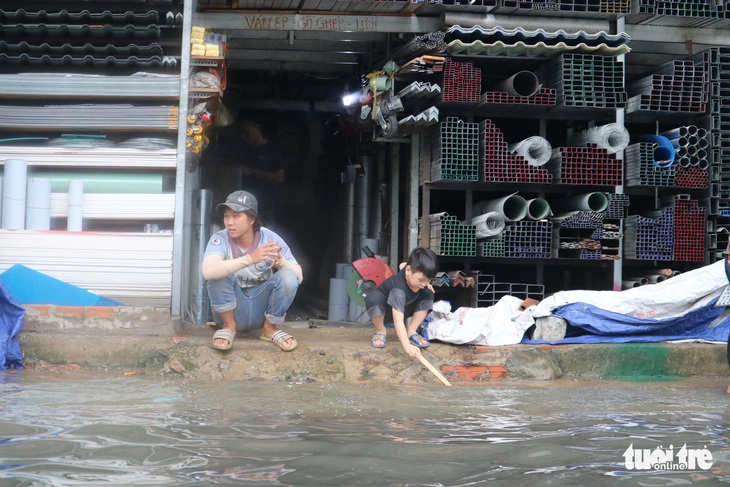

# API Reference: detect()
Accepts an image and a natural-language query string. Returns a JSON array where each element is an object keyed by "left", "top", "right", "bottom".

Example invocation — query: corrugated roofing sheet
[
  {"left": 0, "top": 104, "right": 178, "bottom": 131},
  {"left": 0, "top": 54, "right": 177, "bottom": 68},
  {"left": 0, "top": 73, "right": 180, "bottom": 98},
  {"left": 0, "top": 9, "right": 161, "bottom": 24},
  {"left": 445, "top": 25, "right": 630, "bottom": 46},
  {"left": 0, "top": 24, "right": 161, "bottom": 38},
  {"left": 444, "top": 26, "right": 631, "bottom": 56},
  {"left": 0, "top": 41, "right": 165, "bottom": 57},
  {"left": 447, "top": 40, "right": 631, "bottom": 56}
]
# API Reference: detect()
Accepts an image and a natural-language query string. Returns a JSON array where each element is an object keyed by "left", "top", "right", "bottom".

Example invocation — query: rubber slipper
[
  {"left": 409, "top": 333, "right": 430, "bottom": 348},
  {"left": 371, "top": 332, "right": 387, "bottom": 348},
  {"left": 212, "top": 329, "right": 235, "bottom": 351},
  {"left": 260, "top": 330, "right": 298, "bottom": 351}
]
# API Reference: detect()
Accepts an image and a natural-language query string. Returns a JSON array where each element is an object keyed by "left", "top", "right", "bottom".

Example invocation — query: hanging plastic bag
[
  {"left": 0, "top": 279, "right": 24, "bottom": 369},
  {"left": 215, "top": 101, "right": 234, "bottom": 127}
]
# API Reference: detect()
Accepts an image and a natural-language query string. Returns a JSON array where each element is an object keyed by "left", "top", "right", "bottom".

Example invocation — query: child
[{"left": 365, "top": 247, "right": 438, "bottom": 359}]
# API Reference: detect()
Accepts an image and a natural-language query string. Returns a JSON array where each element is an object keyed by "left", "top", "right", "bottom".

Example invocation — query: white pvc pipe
[
  {"left": 336, "top": 262, "right": 354, "bottom": 279},
  {"left": 328, "top": 277, "right": 350, "bottom": 321},
  {"left": 508, "top": 136, "right": 552, "bottom": 166},
  {"left": 0, "top": 176, "right": 3, "bottom": 228},
  {"left": 478, "top": 193, "right": 528, "bottom": 222},
  {"left": 26, "top": 177, "right": 52, "bottom": 230},
  {"left": 67, "top": 179, "right": 84, "bottom": 231},
  {"left": 554, "top": 192, "right": 609, "bottom": 213},
  {"left": 526, "top": 198, "right": 553, "bottom": 220},
  {"left": 2, "top": 158, "right": 28, "bottom": 230}
]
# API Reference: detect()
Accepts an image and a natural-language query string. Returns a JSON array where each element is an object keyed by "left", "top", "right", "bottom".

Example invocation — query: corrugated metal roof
[
  {"left": 0, "top": 41, "right": 165, "bottom": 57},
  {"left": 0, "top": 9, "right": 161, "bottom": 24},
  {"left": 0, "top": 104, "right": 179, "bottom": 131},
  {"left": 0, "top": 73, "right": 180, "bottom": 98},
  {"left": 0, "top": 24, "right": 162, "bottom": 38},
  {"left": 446, "top": 39, "right": 631, "bottom": 56},
  {"left": 445, "top": 25, "right": 631, "bottom": 47},
  {"left": 444, "top": 25, "right": 631, "bottom": 56}
]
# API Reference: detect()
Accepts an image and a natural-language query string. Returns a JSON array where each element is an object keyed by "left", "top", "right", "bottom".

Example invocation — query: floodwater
[{"left": 1, "top": 372, "right": 730, "bottom": 486}]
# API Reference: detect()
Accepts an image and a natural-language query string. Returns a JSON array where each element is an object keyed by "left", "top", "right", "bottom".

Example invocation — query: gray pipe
[
  {"left": 355, "top": 155, "right": 372, "bottom": 248},
  {"left": 493, "top": 70, "right": 541, "bottom": 97},
  {"left": 344, "top": 170, "right": 355, "bottom": 264}
]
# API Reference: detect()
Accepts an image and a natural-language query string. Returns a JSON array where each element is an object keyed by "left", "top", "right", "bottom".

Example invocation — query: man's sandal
[
  {"left": 260, "top": 330, "right": 298, "bottom": 351},
  {"left": 371, "top": 333, "right": 387, "bottom": 348},
  {"left": 409, "top": 333, "right": 430, "bottom": 348},
  {"left": 212, "top": 329, "right": 235, "bottom": 351}
]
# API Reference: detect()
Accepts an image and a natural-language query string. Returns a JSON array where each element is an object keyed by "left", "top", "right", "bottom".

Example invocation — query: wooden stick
[{"left": 418, "top": 355, "right": 452, "bottom": 386}]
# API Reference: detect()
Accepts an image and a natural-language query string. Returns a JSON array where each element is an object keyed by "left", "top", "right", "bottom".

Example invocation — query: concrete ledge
[
  {"left": 22, "top": 305, "right": 181, "bottom": 336},
  {"left": 17, "top": 319, "right": 730, "bottom": 383}
]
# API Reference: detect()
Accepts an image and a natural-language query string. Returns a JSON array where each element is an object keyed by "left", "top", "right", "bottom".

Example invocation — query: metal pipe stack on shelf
[
  {"left": 546, "top": 144, "right": 623, "bottom": 185},
  {"left": 661, "top": 124, "right": 710, "bottom": 188},
  {"left": 480, "top": 120, "right": 552, "bottom": 184},
  {"left": 502, "top": 220, "right": 553, "bottom": 258},
  {"left": 624, "top": 208, "right": 675, "bottom": 261},
  {"left": 662, "top": 194, "right": 706, "bottom": 262},
  {"left": 625, "top": 142, "right": 677, "bottom": 187},
  {"left": 547, "top": 53, "right": 626, "bottom": 109},
  {"left": 431, "top": 117, "right": 480, "bottom": 182},
  {"left": 476, "top": 273, "right": 544, "bottom": 308},
  {"left": 421, "top": 212, "right": 477, "bottom": 257},
  {"left": 627, "top": 59, "right": 709, "bottom": 113},
  {"left": 440, "top": 59, "right": 481, "bottom": 103}
]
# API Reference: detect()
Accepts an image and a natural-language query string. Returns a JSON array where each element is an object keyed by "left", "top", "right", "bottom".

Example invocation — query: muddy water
[{"left": 1, "top": 371, "right": 729, "bottom": 486}]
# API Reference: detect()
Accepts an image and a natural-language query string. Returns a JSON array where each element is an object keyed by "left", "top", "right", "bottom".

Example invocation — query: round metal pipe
[{"left": 493, "top": 70, "right": 541, "bottom": 97}]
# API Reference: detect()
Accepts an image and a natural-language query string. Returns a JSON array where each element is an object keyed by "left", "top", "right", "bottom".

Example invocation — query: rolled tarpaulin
[
  {"left": 476, "top": 193, "right": 528, "bottom": 222},
  {"left": 471, "top": 211, "right": 505, "bottom": 239},
  {"left": 328, "top": 277, "right": 349, "bottom": 322},
  {"left": 30, "top": 171, "right": 165, "bottom": 194},
  {"left": 526, "top": 198, "right": 552, "bottom": 220},
  {"left": 25, "top": 177, "right": 52, "bottom": 230},
  {"left": 634, "top": 135, "right": 675, "bottom": 167},
  {"left": 508, "top": 136, "right": 552, "bottom": 167},
  {"left": 2, "top": 158, "right": 28, "bottom": 230},
  {"left": 492, "top": 70, "right": 541, "bottom": 97},
  {"left": 569, "top": 123, "right": 630, "bottom": 154},
  {"left": 551, "top": 192, "right": 608, "bottom": 214},
  {"left": 67, "top": 179, "right": 84, "bottom": 231}
]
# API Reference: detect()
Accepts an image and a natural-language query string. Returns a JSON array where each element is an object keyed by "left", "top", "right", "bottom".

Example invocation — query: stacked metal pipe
[
  {"left": 624, "top": 208, "right": 675, "bottom": 260},
  {"left": 627, "top": 59, "right": 708, "bottom": 113},
  {"left": 480, "top": 120, "right": 552, "bottom": 184},
  {"left": 431, "top": 117, "right": 480, "bottom": 182},
  {"left": 624, "top": 142, "right": 676, "bottom": 187},
  {"left": 546, "top": 145, "right": 622, "bottom": 185},
  {"left": 547, "top": 53, "right": 626, "bottom": 109}
]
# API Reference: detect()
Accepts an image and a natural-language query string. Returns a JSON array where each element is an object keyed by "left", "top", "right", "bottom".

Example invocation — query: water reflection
[{"left": 0, "top": 374, "right": 729, "bottom": 486}]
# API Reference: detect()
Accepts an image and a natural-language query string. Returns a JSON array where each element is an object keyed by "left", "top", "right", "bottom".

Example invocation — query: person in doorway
[
  {"left": 236, "top": 113, "right": 286, "bottom": 224},
  {"left": 365, "top": 247, "right": 438, "bottom": 358},
  {"left": 202, "top": 190, "right": 302, "bottom": 351}
]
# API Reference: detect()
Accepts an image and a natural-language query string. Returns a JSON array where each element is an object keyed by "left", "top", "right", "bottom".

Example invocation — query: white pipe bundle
[
  {"left": 508, "top": 136, "right": 552, "bottom": 166},
  {"left": 471, "top": 211, "right": 505, "bottom": 239},
  {"left": 569, "top": 123, "right": 630, "bottom": 154},
  {"left": 476, "top": 193, "right": 528, "bottom": 222}
]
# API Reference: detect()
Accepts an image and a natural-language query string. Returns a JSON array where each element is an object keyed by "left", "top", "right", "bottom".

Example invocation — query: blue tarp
[
  {"left": 523, "top": 298, "right": 730, "bottom": 344},
  {"left": 0, "top": 264, "right": 121, "bottom": 306},
  {"left": 0, "top": 279, "right": 24, "bottom": 369}
]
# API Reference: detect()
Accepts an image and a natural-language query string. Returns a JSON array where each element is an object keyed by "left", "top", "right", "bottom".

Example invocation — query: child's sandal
[{"left": 371, "top": 333, "right": 387, "bottom": 348}]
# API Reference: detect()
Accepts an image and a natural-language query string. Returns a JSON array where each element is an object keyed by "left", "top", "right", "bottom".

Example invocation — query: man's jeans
[{"left": 206, "top": 269, "right": 299, "bottom": 330}]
